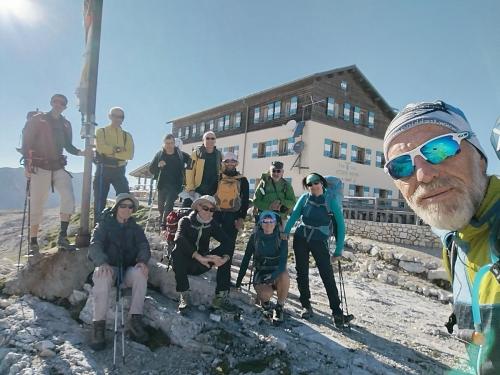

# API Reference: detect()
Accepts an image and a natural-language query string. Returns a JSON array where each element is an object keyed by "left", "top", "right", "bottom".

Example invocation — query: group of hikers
[{"left": 20, "top": 94, "right": 499, "bottom": 374}]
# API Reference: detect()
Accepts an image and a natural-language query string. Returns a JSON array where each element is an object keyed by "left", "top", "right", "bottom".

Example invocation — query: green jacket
[{"left": 253, "top": 173, "right": 296, "bottom": 219}]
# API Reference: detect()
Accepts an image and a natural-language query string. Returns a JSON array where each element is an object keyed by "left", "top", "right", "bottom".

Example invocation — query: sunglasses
[
  {"left": 200, "top": 205, "right": 216, "bottom": 212},
  {"left": 118, "top": 203, "right": 134, "bottom": 209},
  {"left": 384, "top": 131, "right": 470, "bottom": 179},
  {"left": 205, "top": 137, "right": 216, "bottom": 140},
  {"left": 272, "top": 169, "right": 282, "bottom": 173},
  {"left": 306, "top": 181, "right": 321, "bottom": 187},
  {"left": 261, "top": 219, "right": 276, "bottom": 224}
]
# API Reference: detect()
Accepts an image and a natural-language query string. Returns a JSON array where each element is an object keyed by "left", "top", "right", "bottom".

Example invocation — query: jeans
[
  {"left": 93, "top": 164, "right": 130, "bottom": 220},
  {"left": 157, "top": 186, "right": 180, "bottom": 225}
]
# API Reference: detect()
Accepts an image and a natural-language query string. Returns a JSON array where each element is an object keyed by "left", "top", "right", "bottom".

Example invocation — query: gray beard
[{"left": 407, "top": 171, "right": 488, "bottom": 231}]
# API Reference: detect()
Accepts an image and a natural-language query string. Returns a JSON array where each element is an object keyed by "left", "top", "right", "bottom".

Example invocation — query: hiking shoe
[
  {"left": 28, "top": 242, "right": 40, "bottom": 256},
  {"left": 57, "top": 236, "right": 76, "bottom": 251},
  {"left": 274, "top": 304, "right": 285, "bottom": 323},
  {"left": 333, "top": 313, "right": 355, "bottom": 328},
  {"left": 178, "top": 292, "right": 189, "bottom": 312},
  {"left": 212, "top": 290, "right": 239, "bottom": 313},
  {"left": 129, "top": 314, "right": 149, "bottom": 344},
  {"left": 89, "top": 320, "right": 106, "bottom": 351},
  {"left": 261, "top": 301, "right": 273, "bottom": 319},
  {"left": 300, "top": 306, "right": 314, "bottom": 319}
]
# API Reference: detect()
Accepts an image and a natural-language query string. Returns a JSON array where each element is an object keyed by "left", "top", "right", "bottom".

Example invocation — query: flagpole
[{"left": 76, "top": 0, "right": 103, "bottom": 247}]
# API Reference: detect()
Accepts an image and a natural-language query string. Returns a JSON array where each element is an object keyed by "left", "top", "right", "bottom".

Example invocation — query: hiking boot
[
  {"left": 89, "top": 320, "right": 106, "bottom": 351},
  {"left": 333, "top": 313, "right": 355, "bottom": 328},
  {"left": 212, "top": 290, "right": 239, "bottom": 313},
  {"left": 261, "top": 301, "right": 273, "bottom": 319},
  {"left": 28, "top": 242, "right": 40, "bottom": 256},
  {"left": 300, "top": 306, "right": 314, "bottom": 319},
  {"left": 129, "top": 314, "right": 149, "bottom": 344},
  {"left": 274, "top": 303, "right": 285, "bottom": 323},
  {"left": 178, "top": 292, "right": 189, "bottom": 312},
  {"left": 57, "top": 236, "right": 76, "bottom": 251}
]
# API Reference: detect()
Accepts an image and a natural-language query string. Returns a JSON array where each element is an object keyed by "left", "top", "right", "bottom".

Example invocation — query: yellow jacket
[
  {"left": 95, "top": 125, "right": 134, "bottom": 167},
  {"left": 185, "top": 145, "right": 222, "bottom": 191}
]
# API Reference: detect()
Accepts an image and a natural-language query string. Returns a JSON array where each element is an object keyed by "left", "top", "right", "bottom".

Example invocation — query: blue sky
[{"left": 1, "top": 0, "right": 499, "bottom": 176}]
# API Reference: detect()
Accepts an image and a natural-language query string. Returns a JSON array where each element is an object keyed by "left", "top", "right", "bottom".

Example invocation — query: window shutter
[
  {"left": 349, "top": 184, "right": 355, "bottom": 196},
  {"left": 234, "top": 145, "right": 239, "bottom": 158},
  {"left": 265, "top": 141, "right": 272, "bottom": 157},
  {"left": 351, "top": 145, "right": 357, "bottom": 162},
  {"left": 249, "top": 179, "right": 256, "bottom": 194},
  {"left": 271, "top": 139, "right": 278, "bottom": 156},
  {"left": 343, "top": 103, "right": 351, "bottom": 121},
  {"left": 274, "top": 101, "right": 281, "bottom": 119},
  {"left": 373, "top": 188, "right": 380, "bottom": 198},
  {"left": 353, "top": 106, "right": 361, "bottom": 125},
  {"left": 290, "top": 97, "right": 298, "bottom": 116},
  {"left": 252, "top": 143, "right": 258, "bottom": 159},
  {"left": 234, "top": 112, "right": 241, "bottom": 128},
  {"left": 368, "top": 111, "right": 375, "bottom": 128},
  {"left": 254, "top": 108, "right": 260, "bottom": 123},
  {"left": 288, "top": 137, "right": 294, "bottom": 154},
  {"left": 363, "top": 186, "right": 370, "bottom": 197},
  {"left": 324, "top": 139, "right": 332, "bottom": 157},
  {"left": 327, "top": 97, "right": 335, "bottom": 117},
  {"left": 365, "top": 149, "right": 372, "bottom": 165},
  {"left": 340, "top": 143, "right": 347, "bottom": 160},
  {"left": 376, "top": 151, "right": 383, "bottom": 168}
]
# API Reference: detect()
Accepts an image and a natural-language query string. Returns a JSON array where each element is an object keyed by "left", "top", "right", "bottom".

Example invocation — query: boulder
[
  {"left": 399, "top": 261, "right": 426, "bottom": 274},
  {"left": 3, "top": 248, "right": 94, "bottom": 300},
  {"left": 427, "top": 268, "right": 449, "bottom": 282}
]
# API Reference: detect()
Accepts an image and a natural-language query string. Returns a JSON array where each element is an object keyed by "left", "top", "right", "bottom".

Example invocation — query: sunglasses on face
[
  {"left": 200, "top": 205, "right": 216, "bottom": 212},
  {"left": 384, "top": 131, "right": 470, "bottom": 180},
  {"left": 205, "top": 137, "right": 216, "bottom": 140},
  {"left": 118, "top": 203, "right": 134, "bottom": 209},
  {"left": 306, "top": 181, "right": 321, "bottom": 187},
  {"left": 272, "top": 169, "right": 282, "bottom": 173},
  {"left": 261, "top": 219, "right": 276, "bottom": 224}
]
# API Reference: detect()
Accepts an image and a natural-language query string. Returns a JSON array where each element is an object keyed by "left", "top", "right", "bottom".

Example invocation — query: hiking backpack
[
  {"left": 324, "top": 175, "right": 344, "bottom": 208},
  {"left": 164, "top": 208, "right": 192, "bottom": 242},
  {"left": 215, "top": 174, "right": 242, "bottom": 212}
]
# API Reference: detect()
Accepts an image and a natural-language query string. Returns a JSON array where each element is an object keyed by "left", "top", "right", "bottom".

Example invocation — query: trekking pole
[
  {"left": 120, "top": 265, "right": 125, "bottom": 365},
  {"left": 17, "top": 178, "right": 30, "bottom": 271},
  {"left": 337, "top": 260, "right": 350, "bottom": 327}
]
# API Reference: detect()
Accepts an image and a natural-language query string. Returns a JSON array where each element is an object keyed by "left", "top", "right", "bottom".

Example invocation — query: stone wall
[{"left": 345, "top": 219, "right": 442, "bottom": 249}]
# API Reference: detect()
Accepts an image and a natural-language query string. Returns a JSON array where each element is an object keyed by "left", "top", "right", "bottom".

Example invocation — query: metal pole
[{"left": 76, "top": 0, "right": 103, "bottom": 247}]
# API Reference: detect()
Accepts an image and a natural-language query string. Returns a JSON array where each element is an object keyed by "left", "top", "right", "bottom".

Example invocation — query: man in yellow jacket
[
  {"left": 384, "top": 100, "right": 499, "bottom": 374},
  {"left": 185, "top": 131, "right": 222, "bottom": 201},
  {"left": 93, "top": 107, "right": 134, "bottom": 221}
]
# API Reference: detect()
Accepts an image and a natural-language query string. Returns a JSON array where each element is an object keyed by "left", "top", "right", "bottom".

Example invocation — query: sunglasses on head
[
  {"left": 118, "top": 203, "right": 134, "bottom": 209},
  {"left": 384, "top": 131, "right": 470, "bottom": 180},
  {"left": 272, "top": 169, "right": 282, "bottom": 173},
  {"left": 306, "top": 181, "right": 321, "bottom": 187},
  {"left": 200, "top": 205, "right": 216, "bottom": 212}
]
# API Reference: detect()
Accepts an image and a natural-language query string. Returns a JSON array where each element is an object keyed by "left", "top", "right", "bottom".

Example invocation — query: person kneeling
[
  {"left": 236, "top": 211, "right": 290, "bottom": 323},
  {"left": 171, "top": 195, "right": 236, "bottom": 312},
  {"left": 88, "top": 193, "right": 151, "bottom": 350}
]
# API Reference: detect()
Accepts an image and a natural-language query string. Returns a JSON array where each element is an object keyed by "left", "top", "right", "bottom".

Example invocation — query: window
[
  {"left": 353, "top": 106, "right": 361, "bottom": 125},
  {"left": 289, "top": 96, "right": 298, "bottom": 116},
  {"left": 217, "top": 117, "right": 224, "bottom": 132},
  {"left": 355, "top": 185, "right": 364, "bottom": 197},
  {"left": 199, "top": 122, "right": 205, "bottom": 134},
  {"left": 257, "top": 142, "right": 266, "bottom": 158},
  {"left": 326, "top": 97, "right": 335, "bottom": 117},
  {"left": 254, "top": 107, "right": 260, "bottom": 123},
  {"left": 209, "top": 120, "right": 214, "bottom": 131},
  {"left": 273, "top": 100, "right": 281, "bottom": 119},
  {"left": 267, "top": 103, "right": 274, "bottom": 121},
  {"left": 368, "top": 111, "right": 375, "bottom": 128},
  {"left": 375, "top": 151, "right": 385, "bottom": 168},
  {"left": 278, "top": 139, "right": 288, "bottom": 155},
  {"left": 177, "top": 128, "right": 182, "bottom": 138},
  {"left": 234, "top": 112, "right": 241, "bottom": 128},
  {"left": 343, "top": 103, "right": 351, "bottom": 121},
  {"left": 191, "top": 124, "right": 197, "bottom": 137},
  {"left": 324, "top": 139, "right": 347, "bottom": 160}
]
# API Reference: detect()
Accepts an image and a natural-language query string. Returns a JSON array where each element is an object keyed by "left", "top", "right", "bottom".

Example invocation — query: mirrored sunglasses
[
  {"left": 384, "top": 131, "right": 470, "bottom": 179},
  {"left": 261, "top": 219, "right": 276, "bottom": 224},
  {"left": 201, "top": 205, "right": 216, "bottom": 212}
]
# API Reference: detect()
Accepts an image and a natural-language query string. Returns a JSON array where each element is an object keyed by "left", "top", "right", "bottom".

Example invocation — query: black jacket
[
  {"left": 173, "top": 211, "right": 230, "bottom": 257},
  {"left": 89, "top": 210, "right": 151, "bottom": 268},
  {"left": 148, "top": 147, "right": 191, "bottom": 190}
]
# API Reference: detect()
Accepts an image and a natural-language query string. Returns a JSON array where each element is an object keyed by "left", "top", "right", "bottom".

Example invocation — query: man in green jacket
[{"left": 253, "top": 161, "right": 296, "bottom": 225}]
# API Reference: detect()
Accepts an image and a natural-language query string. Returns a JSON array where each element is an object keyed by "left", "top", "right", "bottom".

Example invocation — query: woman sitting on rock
[
  {"left": 284, "top": 172, "right": 353, "bottom": 327},
  {"left": 236, "top": 211, "right": 289, "bottom": 322}
]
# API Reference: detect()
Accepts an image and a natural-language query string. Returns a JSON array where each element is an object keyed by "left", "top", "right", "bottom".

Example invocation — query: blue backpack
[{"left": 324, "top": 175, "right": 344, "bottom": 209}]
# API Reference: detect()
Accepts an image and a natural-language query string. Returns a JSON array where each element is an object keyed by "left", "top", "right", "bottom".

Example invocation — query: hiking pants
[
  {"left": 92, "top": 265, "right": 148, "bottom": 321},
  {"left": 30, "top": 167, "right": 74, "bottom": 226},
  {"left": 215, "top": 212, "right": 239, "bottom": 257},
  {"left": 93, "top": 164, "right": 129, "bottom": 220},
  {"left": 157, "top": 186, "right": 180, "bottom": 225},
  {"left": 172, "top": 244, "right": 231, "bottom": 293},
  {"left": 293, "top": 235, "right": 342, "bottom": 315}
]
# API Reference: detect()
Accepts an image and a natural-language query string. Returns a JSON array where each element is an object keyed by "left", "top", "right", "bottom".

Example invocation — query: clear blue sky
[{"left": 1, "top": 0, "right": 499, "bottom": 176}]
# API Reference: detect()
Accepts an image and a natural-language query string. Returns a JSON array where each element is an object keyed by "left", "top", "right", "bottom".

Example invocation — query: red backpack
[{"left": 164, "top": 208, "right": 192, "bottom": 242}]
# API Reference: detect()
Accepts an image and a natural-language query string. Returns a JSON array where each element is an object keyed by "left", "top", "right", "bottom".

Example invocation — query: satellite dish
[
  {"left": 283, "top": 119, "right": 297, "bottom": 131},
  {"left": 175, "top": 138, "right": 183, "bottom": 148},
  {"left": 293, "top": 141, "right": 304, "bottom": 154}
]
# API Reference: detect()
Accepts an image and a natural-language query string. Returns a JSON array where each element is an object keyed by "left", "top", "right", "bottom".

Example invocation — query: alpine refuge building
[{"left": 170, "top": 65, "right": 397, "bottom": 200}]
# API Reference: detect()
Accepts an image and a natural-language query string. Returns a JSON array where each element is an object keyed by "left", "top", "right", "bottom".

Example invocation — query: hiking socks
[{"left": 59, "top": 221, "right": 69, "bottom": 238}]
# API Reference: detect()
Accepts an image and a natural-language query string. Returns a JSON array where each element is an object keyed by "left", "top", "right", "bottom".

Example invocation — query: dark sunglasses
[
  {"left": 272, "top": 169, "right": 282, "bottom": 173},
  {"left": 200, "top": 205, "right": 216, "bottom": 212},
  {"left": 306, "top": 181, "right": 321, "bottom": 187},
  {"left": 205, "top": 137, "right": 216, "bottom": 140},
  {"left": 261, "top": 219, "right": 276, "bottom": 224},
  {"left": 384, "top": 131, "right": 470, "bottom": 179},
  {"left": 118, "top": 203, "right": 134, "bottom": 209}
]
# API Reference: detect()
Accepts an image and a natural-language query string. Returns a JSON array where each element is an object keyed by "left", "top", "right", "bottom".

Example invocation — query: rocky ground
[{"left": 0, "top": 209, "right": 473, "bottom": 375}]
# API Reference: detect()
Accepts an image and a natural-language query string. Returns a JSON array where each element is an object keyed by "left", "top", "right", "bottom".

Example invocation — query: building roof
[
  {"left": 168, "top": 65, "right": 395, "bottom": 123},
  {"left": 129, "top": 163, "right": 153, "bottom": 178}
]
